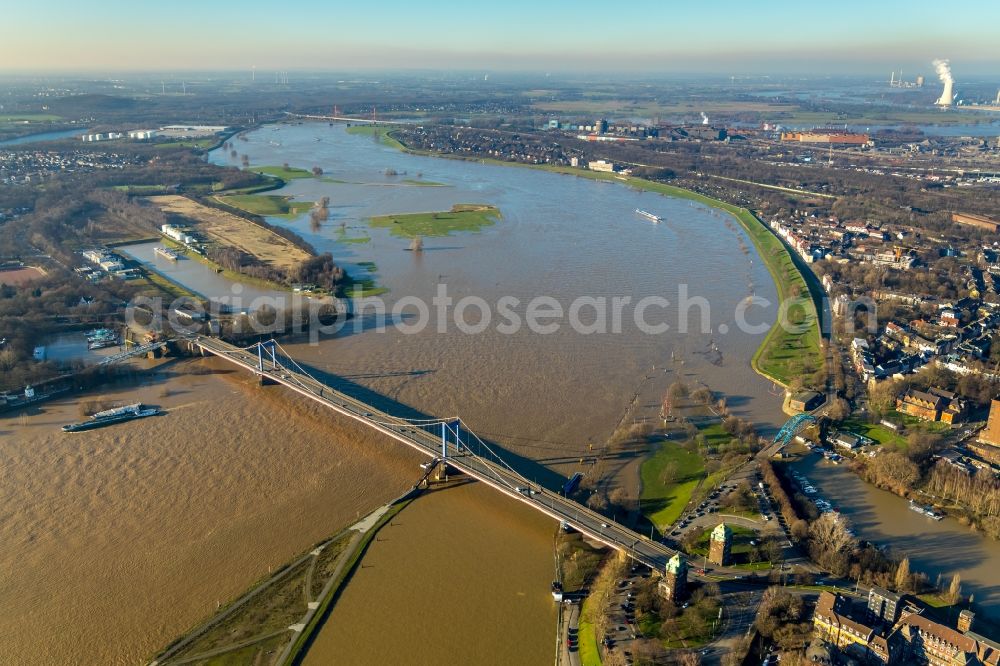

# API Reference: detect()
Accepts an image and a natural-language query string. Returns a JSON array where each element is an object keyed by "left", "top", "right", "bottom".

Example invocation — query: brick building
[{"left": 708, "top": 523, "right": 732, "bottom": 566}]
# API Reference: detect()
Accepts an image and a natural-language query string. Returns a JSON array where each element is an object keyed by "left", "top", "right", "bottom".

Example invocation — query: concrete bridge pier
[{"left": 257, "top": 373, "right": 277, "bottom": 386}]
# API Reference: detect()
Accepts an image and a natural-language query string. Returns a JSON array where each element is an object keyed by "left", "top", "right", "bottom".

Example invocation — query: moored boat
[{"left": 154, "top": 246, "right": 179, "bottom": 261}]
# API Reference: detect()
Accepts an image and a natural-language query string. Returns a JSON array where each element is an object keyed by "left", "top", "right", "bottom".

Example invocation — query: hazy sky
[{"left": 3, "top": 0, "right": 998, "bottom": 74}]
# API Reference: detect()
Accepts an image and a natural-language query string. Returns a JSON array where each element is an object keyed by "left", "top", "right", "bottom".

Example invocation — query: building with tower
[
  {"left": 659, "top": 553, "right": 688, "bottom": 602},
  {"left": 958, "top": 609, "right": 975, "bottom": 634},
  {"left": 709, "top": 523, "right": 732, "bottom": 566}
]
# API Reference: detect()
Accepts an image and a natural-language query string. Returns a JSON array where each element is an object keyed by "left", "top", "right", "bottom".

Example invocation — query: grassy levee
[
  {"left": 739, "top": 208, "right": 823, "bottom": 387},
  {"left": 214, "top": 194, "right": 314, "bottom": 220},
  {"left": 345, "top": 124, "right": 405, "bottom": 150},
  {"left": 379, "top": 136, "right": 823, "bottom": 387},
  {"left": 284, "top": 500, "right": 411, "bottom": 665},
  {"left": 249, "top": 165, "right": 315, "bottom": 180}
]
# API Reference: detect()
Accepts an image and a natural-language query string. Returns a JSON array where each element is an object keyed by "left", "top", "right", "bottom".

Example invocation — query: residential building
[
  {"left": 832, "top": 432, "right": 863, "bottom": 450},
  {"left": 895, "top": 612, "right": 1000, "bottom": 666},
  {"left": 953, "top": 212, "right": 1000, "bottom": 234},
  {"left": 813, "top": 592, "right": 892, "bottom": 664},
  {"left": 867, "top": 586, "right": 903, "bottom": 625},
  {"left": 979, "top": 399, "right": 1000, "bottom": 448},
  {"left": 872, "top": 250, "right": 917, "bottom": 270},
  {"left": 790, "top": 390, "right": 824, "bottom": 412},
  {"left": 587, "top": 159, "right": 615, "bottom": 172},
  {"left": 958, "top": 610, "right": 976, "bottom": 634},
  {"left": 896, "top": 387, "right": 965, "bottom": 423}
]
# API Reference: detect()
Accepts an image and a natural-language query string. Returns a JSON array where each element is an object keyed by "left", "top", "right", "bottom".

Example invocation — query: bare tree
[
  {"left": 668, "top": 381, "right": 689, "bottom": 399},
  {"left": 676, "top": 650, "right": 701, "bottom": 666},
  {"left": 947, "top": 573, "right": 963, "bottom": 604},
  {"left": 895, "top": 556, "right": 911, "bottom": 593},
  {"left": 659, "top": 460, "right": 679, "bottom": 487},
  {"left": 808, "top": 513, "right": 855, "bottom": 574},
  {"left": 827, "top": 397, "right": 850, "bottom": 422}
]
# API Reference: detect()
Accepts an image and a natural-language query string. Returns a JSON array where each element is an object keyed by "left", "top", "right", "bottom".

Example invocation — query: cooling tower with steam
[{"left": 933, "top": 58, "right": 954, "bottom": 106}]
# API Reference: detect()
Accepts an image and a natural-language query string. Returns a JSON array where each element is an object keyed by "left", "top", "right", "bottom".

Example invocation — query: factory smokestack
[
  {"left": 933, "top": 58, "right": 954, "bottom": 106},
  {"left": 700, "top": 112, "right": 709, "bottom": 125}
]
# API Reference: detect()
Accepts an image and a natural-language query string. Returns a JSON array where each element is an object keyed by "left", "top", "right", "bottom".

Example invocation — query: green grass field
[
  {"left": 840, "top": 411, "right": 951, "bottom": 450},
  {"left": 401, "top": 178, "right": 447, "bottom": 186},
  {"left": 640, "top": 444, "right": 705, "bottom": 529},
  {"left": 740, "top": 209, "right": 822, "bottom": 387},
  {"left": 698, "top": 422, "right": 733, "bottom": 448},
  {"left": 335, "top": 229, "right": 372, "bottom": 244},
  {"left": 839, "top": 417, "right": 907, "bottom": 448},
  {"left": 345, "top": 124, "right": 406, "bottom": 149},
  {"left": 578, "top": 597, "right": 603, "bottom": 666},
  {"left": 0, "top": 113, "right": 62, "bottom": 122},
  {"left": 342, "top": 276, "right": 388, "bottom": 297},
  {"left": 110, "top": 184, "right": 169, "bottom": 193},
  {"left": 215, "top": 194, "right": 314, "bottom": 219},
  {"left": 153, "top": 137, "right": 219, "bottom": 150},
  {"left": 368, "top": 204, "right": 500, "bottom": 238},
  {"left": 249, "top": 165, "right": 315, "bottom": 180}
]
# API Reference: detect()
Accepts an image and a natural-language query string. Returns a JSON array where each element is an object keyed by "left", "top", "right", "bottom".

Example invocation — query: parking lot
[{"left": 600, "top": 563, "right": 652, "bottom": 665}]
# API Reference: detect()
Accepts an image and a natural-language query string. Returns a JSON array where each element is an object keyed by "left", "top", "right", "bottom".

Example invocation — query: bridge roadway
[{"left": 188, "top": 335, "right": 680, "bottom": 572}]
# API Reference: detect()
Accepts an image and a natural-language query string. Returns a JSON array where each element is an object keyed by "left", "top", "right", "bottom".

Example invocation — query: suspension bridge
[{"left": 185, "top": 335, "right": 684, "bottom": 572}]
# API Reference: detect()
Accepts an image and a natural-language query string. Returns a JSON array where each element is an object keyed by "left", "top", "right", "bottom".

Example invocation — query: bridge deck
[{"left": 188, "top": 336, "right": 680, "bottom": 571}]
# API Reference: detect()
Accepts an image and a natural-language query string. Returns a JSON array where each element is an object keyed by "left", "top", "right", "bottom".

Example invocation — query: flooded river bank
[
  {"left": 4, "top": 117, "right": 998, "bottom": 663},
  {"left": 211, "top": 123, "right": 789, "bottom": 463},
  {"left": 203, "top": 122, "right": 793, "bottom": 659},
  {"left": 120, "top": 241, "right": 290, "bottom": 304},
  {"left": 791, "top": 454, "right": 1000, "bottom": 617}
]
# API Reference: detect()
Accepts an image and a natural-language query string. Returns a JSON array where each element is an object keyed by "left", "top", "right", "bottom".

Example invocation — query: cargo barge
[
  {"left": 62, "top": 403, "right": 159, "bottom": 432},
  {"left": 635, "top": 209, "right": 662, "bottom": 223},
  {"left": 154, "top": 246, "right": 180, "bottom": 261}
]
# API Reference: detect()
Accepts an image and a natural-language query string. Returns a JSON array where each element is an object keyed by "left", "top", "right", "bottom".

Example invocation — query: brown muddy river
[
  {"left": 210, "top": 123, "right": 788, "bottom": 476},
  {"left": 303, "top": 480, "right": 558, "bottom": 666},
  {"left": 4, "top": 121, "right": 997, "bottom": 663},
  {"left": 0, "top": 359, "right": 416, "bottom": 664}
]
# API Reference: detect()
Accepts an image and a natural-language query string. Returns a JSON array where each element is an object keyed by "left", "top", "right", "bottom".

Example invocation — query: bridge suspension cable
[{"left": 243, "top": 340, "right": 530, "bottom": 490}]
